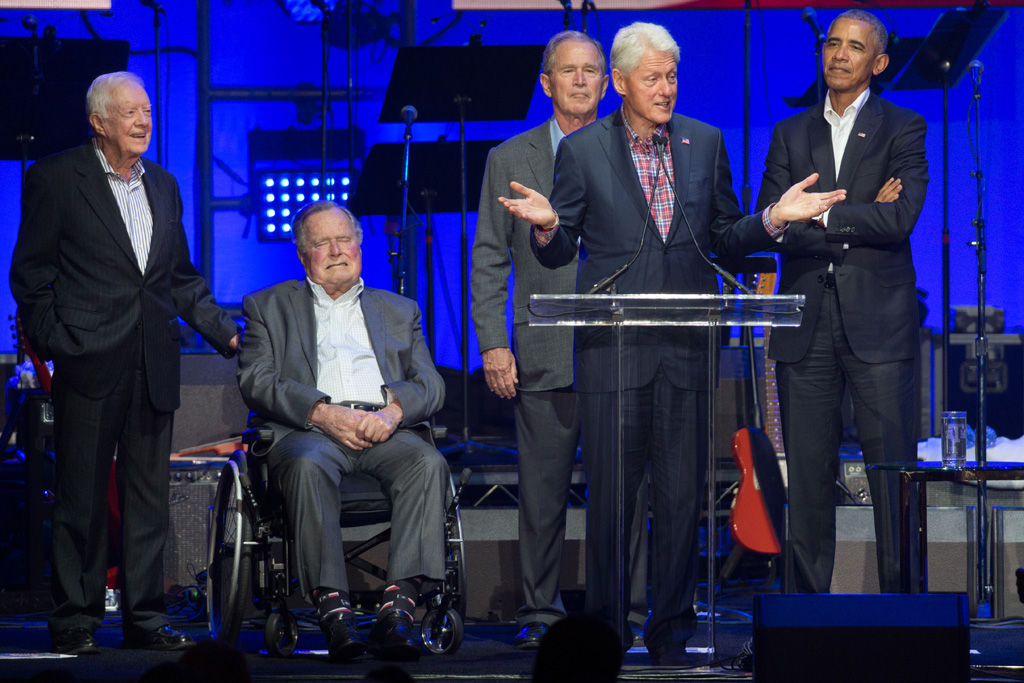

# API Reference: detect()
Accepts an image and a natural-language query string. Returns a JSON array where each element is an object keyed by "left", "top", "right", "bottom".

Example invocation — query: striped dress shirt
[{"left": 92, "top": 139, "right": 153, "bottom": 272}]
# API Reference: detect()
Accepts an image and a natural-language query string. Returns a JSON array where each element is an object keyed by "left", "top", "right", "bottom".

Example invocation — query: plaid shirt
[{"left": 622, "top": 109, "right": 674, "bottom": 241}]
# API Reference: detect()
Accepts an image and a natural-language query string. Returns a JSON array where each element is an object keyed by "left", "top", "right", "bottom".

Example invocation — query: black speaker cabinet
[
  {"left": 754, "top": 593, "right": 970, "bottom": 683},
  {"left": 164, "top": 460, "right": 222, "bottom": 595}
]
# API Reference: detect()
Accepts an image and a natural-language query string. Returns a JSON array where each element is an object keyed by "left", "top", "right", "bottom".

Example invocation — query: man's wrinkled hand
[
  {"left": 311, "top": 402, "right": 373, "bottom": 451},
  {"left": 482, "top": 347, "right": 518, "bottom": 399},
  {"left": 356, "top": 409, "right": 399, "bottom": 444}
]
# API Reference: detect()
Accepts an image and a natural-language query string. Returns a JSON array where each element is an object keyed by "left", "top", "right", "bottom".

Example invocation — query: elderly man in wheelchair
[{"left": 235, "top": 200, "right": 451, "bottom": 662}]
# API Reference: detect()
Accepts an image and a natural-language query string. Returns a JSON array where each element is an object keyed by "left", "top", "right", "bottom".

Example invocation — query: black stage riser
[{"left": 754, "top": 593, "right": 970, "bottom": 683}]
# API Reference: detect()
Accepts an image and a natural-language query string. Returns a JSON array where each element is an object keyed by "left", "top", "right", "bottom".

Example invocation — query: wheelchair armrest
[{"left": 242, "top": 426, "right": 276, "bottom": 456}]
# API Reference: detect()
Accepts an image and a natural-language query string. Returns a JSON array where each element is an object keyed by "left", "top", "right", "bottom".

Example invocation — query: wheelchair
[{"left": 206, "top": 423, "right": 470, "bottom": 657}]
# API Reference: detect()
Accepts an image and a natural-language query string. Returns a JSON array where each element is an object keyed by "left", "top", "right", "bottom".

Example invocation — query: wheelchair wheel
[
  {"left": 264, "top": 607, "right": 298, "bottom": 657},
  {"left": 208, "top": 459, "right": 253, "bottom": 644},
  {"left": 420, "top": 606, "right": 463, "bottom": 654}
]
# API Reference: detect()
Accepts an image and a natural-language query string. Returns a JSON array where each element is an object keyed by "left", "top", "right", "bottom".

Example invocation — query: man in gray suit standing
[
  {"left": 237, "top": 201, "right": 449, "bottom": 663},
  {"left": 472, "top": 31, "right": 647, "bottom": 650}
]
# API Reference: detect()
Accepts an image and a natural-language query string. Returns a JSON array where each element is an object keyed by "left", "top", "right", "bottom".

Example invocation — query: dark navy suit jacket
[
  {"left": 532, "top": 109, "right": 777, "bottom": 393},
  {"left": 755, "top": 94, "right": 928, "bottom": 364}
]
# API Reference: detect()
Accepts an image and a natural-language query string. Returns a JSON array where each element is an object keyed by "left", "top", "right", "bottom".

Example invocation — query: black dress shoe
[
  {"left": 320, "top": 614, "right": 366, "bottom": 662},
  {"left": 366, "top": 610, "right": 420, "bottom": 662},
  {"left": 513, "top": 621, "right": 548, "bottom": 650},
  {"left": 650, "top": 642, "right": 697, "bottom": 667},
  {"left": 52, "top": 627, "right": 100, "bottom": 655},
  {"left": 121, "top": 625, "right": 195, "bottom": 651}
]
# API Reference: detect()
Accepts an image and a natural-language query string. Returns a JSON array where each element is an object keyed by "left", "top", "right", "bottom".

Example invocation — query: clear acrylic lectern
[{"left": 529, "top": 293, "right": 804, "bottom": 658}]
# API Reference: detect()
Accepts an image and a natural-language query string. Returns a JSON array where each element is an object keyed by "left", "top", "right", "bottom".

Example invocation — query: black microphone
[
  {"left": 801, "top": 7, "right": 825, "bottom": 44},
  {"left": 587, "top": 135, "right": 666, "bottom": 294},
  {"left": 140, "top": 0, "right": 166, "bottom": 14},
  {"left": 969, "top": 60, "right": 984, "bottom": 87},
  {"left": 22, "top": 14, "right": 38, "bottom": 33},
  {"left": 400, "top": 105, "right": 418, "bottom": 126},
  {"left": 652, "top": 136, "right": 752, "bottom": 295}
]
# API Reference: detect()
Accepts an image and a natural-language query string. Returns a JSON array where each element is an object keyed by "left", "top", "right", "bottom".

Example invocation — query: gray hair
[
  {"left": 610, "top": 22, "right": 679, "bottom": 77},
  {"left": 830, "top": 9, "right": 888, "bottom": 55},
  {"left": 86, "top": 71, "right": 146, "bottom": 122},
  {"left": 292, "top": 200, "right": 363, "bottom": 250},
  {"left": 542, "top": 31, "right": 607, "bottom": 76}
]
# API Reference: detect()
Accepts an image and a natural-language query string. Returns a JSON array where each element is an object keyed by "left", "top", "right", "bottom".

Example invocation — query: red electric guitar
[{"left": 727, "top": 270, "right": 786, "bottom": 556}]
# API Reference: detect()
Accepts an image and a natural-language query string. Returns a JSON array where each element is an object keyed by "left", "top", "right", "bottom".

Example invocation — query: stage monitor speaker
[
  {"left": 993, "top": 506, "right": 1024, "bottom": 619},
  {"left": 164, "top": 460, "right": 222, "bottom": 596},
  {"left": 754, "top": 593, "right": 970, "bottom": 683}
]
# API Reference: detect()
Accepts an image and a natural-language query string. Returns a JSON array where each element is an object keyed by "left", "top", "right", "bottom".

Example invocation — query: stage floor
[{"left": 1, "top": 590, "right": 1022, "bottom": 682}]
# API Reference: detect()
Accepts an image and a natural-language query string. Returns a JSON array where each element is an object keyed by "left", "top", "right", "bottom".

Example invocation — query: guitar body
[
  {"left": 725, "top": 265, "right": 787, "bottom": 557},
  {"left": 730, "top": 426, "right": 785, "bottom": 555}
]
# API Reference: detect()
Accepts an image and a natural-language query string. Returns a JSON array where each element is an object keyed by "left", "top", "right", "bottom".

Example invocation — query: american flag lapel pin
[
  {"left": 680, "top": 137, "right": 690, "bottom": 145},
  {"left": 857, "top": 132, "right": 866, "bottom": 138}
]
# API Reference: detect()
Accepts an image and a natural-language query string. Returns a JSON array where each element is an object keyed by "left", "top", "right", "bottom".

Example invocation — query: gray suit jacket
[
  {"left": 237, "top": 279, "right": 445, "bottom": 444},
  {"left": 471, "top": 121, "right": 577, "bottom": 391}
]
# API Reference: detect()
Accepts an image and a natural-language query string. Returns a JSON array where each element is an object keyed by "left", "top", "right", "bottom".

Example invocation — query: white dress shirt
[{"left": 309, "top": 278, "right": 387, "bottom": 406}]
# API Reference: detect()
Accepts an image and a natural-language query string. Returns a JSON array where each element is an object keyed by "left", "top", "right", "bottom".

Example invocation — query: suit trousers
[
  {"left": 514, "top": 388, "right": 650, "bottom": 628},
  {"left": 778, "top": 283, "right": 918, "bottom": 594},
  {"left": 580, "top": 366, "right": 707, "bottom": 652},
  {"left": 49, "top": 336, "right": 173, "bottom": 639},
  {"left": 268, "top": 428, "right": 448, "bottom": 600}
]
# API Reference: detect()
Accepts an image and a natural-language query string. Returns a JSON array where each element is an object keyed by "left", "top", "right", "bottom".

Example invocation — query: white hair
[
  {"left": 86, "top": 71, "right": 146, "bottom": 122},
  {"left": 292, "top": 201, "right": 363, "bottom": 251},
  {"left": 610, "top": 22, "right": 679, "bottom": 76}
]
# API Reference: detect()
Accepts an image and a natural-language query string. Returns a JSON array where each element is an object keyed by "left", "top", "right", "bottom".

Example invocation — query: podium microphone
[
  {"left": 801, "top": 7, "right": 825, "bottom": 43},
  {"left": 401, "top": 105, "right": 418, "bottom": 126},
  {"left": 969, "top": 60, "right": 984, "bottom": 87}
]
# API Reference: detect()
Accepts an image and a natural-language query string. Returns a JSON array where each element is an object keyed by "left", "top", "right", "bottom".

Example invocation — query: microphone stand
[
  {"left": 394, "top": 114, "right": 414, "bottom": 296},
  {"left": 967, "top": 66, "right": 992, "bottom": 613},
  {"left": 560, "top": 0, "right": 572, "bottom": 31},
  {"left": 312, "top": 0, "right": 331, "bottom": 187},
  {"left": 147, "top": 3, "right": 163, "bottom": 166}
]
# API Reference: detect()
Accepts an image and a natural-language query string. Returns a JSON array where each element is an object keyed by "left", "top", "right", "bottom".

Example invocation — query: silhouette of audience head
[{"left": 532, "top": 614, "right": 623, "bottom": 683}]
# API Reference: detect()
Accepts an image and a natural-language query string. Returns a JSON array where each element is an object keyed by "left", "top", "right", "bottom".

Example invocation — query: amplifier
[
  {"left": 830, "top": 505, "right": 977, "bottom": 615},
  {"left": 993, "top": 506, "right": 1024, "bottom": 619},
  {"left": 164, "top": 460, "right": 223, "bottom": 595}
]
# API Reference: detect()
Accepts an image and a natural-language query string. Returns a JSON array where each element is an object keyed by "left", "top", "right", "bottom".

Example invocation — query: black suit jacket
[
  {"left": 10, "top": 143, "right": 238, "bottom": 412},
  {"left": 533, "top": 110, "right": 777, "bottom": 392},
  {"left": 756, "top": 94, "right": 928, "bottom": 364}
]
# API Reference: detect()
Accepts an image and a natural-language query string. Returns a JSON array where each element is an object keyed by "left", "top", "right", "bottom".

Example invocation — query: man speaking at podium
[{"left": 499, "top": 22, "right": 843, "bottom": 665}]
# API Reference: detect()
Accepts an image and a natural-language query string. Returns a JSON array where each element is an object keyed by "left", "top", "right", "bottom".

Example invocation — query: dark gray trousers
[{"left": 268, "top": 428, "right": 448, "bottom": 600}]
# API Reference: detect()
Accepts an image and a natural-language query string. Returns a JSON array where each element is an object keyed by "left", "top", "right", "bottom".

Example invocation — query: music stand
[
  {"left": 782, "top": 36, "right": 922, "bottom": 109},
  {"left": 885, "top": 3, "right": 1006, "bottom": 617},
  {"left": 530, "top": 293, "right": 804, "bottom": 657},
  {"left": 350, "top": 139, "right": 502, "bottom": 360},
  {"left": 0, "top": 37, "right": 129, "bottom": 165},
  {"left": 377, "top": 44, "right": 544, "bottom": 452}
]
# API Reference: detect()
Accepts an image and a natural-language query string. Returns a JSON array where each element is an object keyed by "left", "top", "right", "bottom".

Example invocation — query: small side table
[{"left": 867, "top": 461, "right": 1024, "bottom": 595}]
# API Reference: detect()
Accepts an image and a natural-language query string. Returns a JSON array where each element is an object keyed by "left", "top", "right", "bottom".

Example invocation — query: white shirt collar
[
  {"left": 307, "top": 277, "right": 364, "bottom": 306},
  {"left": 824, "top": 87, "right": 871, "bottom": 125}
]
